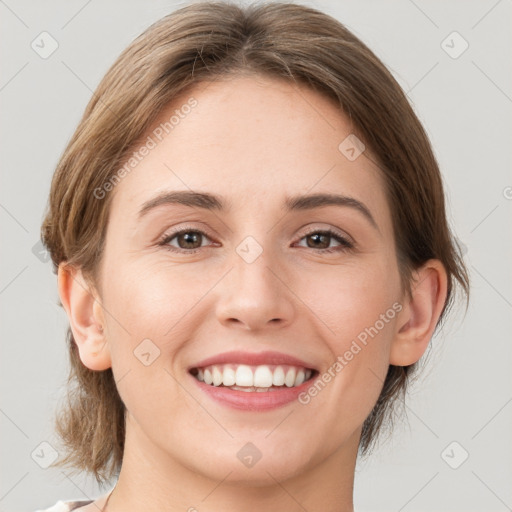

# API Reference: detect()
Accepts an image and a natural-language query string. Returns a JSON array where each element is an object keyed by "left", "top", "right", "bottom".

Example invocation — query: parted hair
[{"left": 41, "top": 0, "right": 469, "bottom": 485}]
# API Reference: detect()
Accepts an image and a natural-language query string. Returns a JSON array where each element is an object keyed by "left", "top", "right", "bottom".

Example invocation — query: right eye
[{"left": 158, "top": 227, "right": 216, "bottom": 253}]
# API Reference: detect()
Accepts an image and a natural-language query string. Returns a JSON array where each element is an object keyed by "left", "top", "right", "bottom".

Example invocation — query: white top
[
  {"left": 33, "top": 499, "right": 93, "bottom": 511},
  {"left": 34, "top": 487, "right": 115, "bottom": 511}
]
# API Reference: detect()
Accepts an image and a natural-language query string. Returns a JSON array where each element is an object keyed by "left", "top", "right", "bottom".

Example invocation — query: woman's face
[{"left": 94, "top": 74, "right": 405, "bottom": 484}]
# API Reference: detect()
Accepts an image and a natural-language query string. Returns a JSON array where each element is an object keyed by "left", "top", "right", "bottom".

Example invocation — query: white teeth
[
  {"left": 272, "top": 366, "right": 285, "bottom": 386},
  {"left": 231, "top": 386, "right": 282, "bottom": 392},
  {"left": 193, "top": 363, "right": 314, "bottom": 390},
  {"left": 254, "top": 366, "right": 273, "bottom": 388},
  {"left": 294, "top": 369, "right": 305, "bottom": 386},
  {"left": 223, "top": 366, "right": 236, "bottom": 386},
  {"left": 235, "top": 365, "right": 253, "bottom": 386},
  {"left": 284, "top": 368, "right": 296, "bottom": 387},
  {"left": 212, "top": 366, "right": 223, "bottom": 386},
  {"left": 203, "top": 368, "right": 213, "bottom": 385}
]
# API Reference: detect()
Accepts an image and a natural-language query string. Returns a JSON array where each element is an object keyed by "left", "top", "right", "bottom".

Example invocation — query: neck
[{"left": 105, "top": 414, "right": 358, "bottom": 512}]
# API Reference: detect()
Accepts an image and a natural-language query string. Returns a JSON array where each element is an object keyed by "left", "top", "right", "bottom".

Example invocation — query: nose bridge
[
  {"left": 215, "top": 232, "right": 295, "bottom": 330},
  {"left": 235, "top": 239, "right": 279, "bottom": 296}
]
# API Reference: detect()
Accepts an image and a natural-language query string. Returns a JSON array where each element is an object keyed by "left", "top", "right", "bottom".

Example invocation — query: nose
[{"left": 215, "top": 247, "right": 295, "bottom": 332}]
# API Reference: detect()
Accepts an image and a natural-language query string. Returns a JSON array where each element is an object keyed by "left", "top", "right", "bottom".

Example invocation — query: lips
[
  {"left": 188, "top": 350, "right": 318, "bottom": 410},
  {"left": 189, "top": 350, "right": 317, "bottom": 370}
]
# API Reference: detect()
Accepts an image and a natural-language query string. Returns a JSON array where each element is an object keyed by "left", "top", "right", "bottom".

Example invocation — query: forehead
[{"left": 109, "top": 75, "right": 391, "bottom": 232}]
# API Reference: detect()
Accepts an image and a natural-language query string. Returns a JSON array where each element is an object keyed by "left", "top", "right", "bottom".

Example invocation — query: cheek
[
  {"left": 297, "top": 252, "right": 401, "bottom": 342},
  {"left": 101, "top": 260, "right": 205, "bottom": 340},
  {"left": 98, "top": 259, "right": 219, "bottom": 408},
  {"left": 102, "top": 242, "right": 402, "bottom": 367},
  {"left": 296, "top": 255, "right": 401, "bottom": 410},
  {"left": 99, "top": 263, "right": 194, "bottom": 425}
]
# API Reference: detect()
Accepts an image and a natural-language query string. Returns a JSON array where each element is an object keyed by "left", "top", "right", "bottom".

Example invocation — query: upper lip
[{"left": 189, "top": 350, "right": 317, "bottom": 371}]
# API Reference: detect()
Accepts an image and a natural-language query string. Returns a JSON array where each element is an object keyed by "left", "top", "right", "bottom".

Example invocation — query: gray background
[{"left": 1, "top": 0, "right": 511, "bottom": 511}]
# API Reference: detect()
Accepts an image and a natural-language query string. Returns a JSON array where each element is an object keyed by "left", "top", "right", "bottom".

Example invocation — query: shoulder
[
  {"left": 33, "top": 499, "right": 94, "bottom": 512},
  {"left": 34, "top": 486, "right": 113, "bottom": 511}
]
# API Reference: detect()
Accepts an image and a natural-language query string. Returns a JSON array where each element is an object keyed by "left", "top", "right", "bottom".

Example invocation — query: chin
[{"left": 178, "top": 436, "right": 317, "bottom": 487}]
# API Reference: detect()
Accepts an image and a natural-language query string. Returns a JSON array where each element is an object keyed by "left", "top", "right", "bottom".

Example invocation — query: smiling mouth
[{"left": 190, "top": 363, "right": 317, "bottom": 392}]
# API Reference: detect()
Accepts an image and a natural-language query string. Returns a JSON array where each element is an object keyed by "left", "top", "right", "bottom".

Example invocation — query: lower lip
[{"left": 189, "top": 372, "right": 317, "bottom": 411}]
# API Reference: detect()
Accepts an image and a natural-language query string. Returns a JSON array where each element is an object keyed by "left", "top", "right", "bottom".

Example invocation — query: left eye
[
  {"left": 295, "top": 230, "right": 353, "bottom": 252},
  {"left": 158, "top": 228, "right": 353, "bottom": 254},
  {"left": 159, "top": 229, "right": 212, "bottom": 252}
]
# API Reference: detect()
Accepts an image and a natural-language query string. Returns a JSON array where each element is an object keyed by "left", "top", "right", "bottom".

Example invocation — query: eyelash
[{"left": 157, "top": 225, "right": 354, "bottom": 255}]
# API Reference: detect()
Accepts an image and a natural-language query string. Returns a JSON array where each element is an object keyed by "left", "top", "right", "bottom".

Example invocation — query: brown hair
[{"left": 41, "top": 0, "right": 469, "bottom": 485}]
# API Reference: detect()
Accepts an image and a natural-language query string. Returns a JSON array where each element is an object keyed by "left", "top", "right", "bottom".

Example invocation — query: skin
[{"left": 59, "top": 74, "right": 447, "bottom": 511}]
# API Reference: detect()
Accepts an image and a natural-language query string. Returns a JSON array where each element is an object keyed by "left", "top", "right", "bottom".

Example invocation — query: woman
[{"left": 37, "top": 1, "right": 469, "bottom": 510}]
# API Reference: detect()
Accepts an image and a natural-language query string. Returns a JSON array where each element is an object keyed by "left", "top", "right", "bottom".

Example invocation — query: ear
[
  {"left": 390, "top": 259, "right": 448, "bottom": 366},
  {"left": 58, "top": 263, "right": 111, "bottom": 371}
]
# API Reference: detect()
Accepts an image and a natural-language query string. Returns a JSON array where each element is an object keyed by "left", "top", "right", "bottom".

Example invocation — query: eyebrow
[{"left": 137, "top": 190, "right": 379, "bottom": 231}]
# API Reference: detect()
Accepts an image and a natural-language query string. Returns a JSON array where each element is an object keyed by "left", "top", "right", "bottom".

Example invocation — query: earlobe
[
  {"left": 390, "top": 260, "right": 448, "bottom": 366},
  {"left": 58, "top": 263, "right": 111, "bottom": 371}
]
